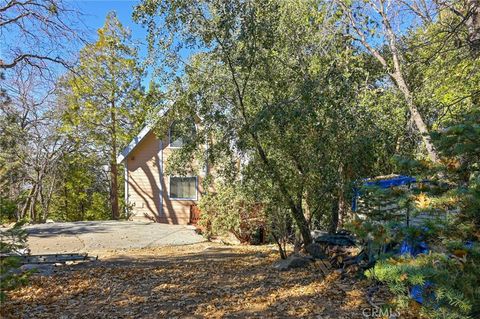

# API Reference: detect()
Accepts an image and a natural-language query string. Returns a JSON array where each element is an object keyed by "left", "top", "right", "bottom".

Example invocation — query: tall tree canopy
[
  {"left": 134, "top": 0, "right": 405, "bottom": 244},
  {"left": 60, "top": 12, "right": 147, "bottom": 219}
]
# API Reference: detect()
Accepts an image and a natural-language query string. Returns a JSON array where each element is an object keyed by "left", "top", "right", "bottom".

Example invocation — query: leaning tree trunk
[
  {"left": 391, "top": 72, "right": 439, "bottom": 163},
  {"left": 252, "top": 136, "right": 313, "bottom": 245},
  {"left": 290, "top": 204, "right": 313, "bottom": 245},
  {"left": 380, "top": 6, "right": 440, "bottom": 163},
  {"left": 339, "top": 0, "right": 441, "bottom": 163}
]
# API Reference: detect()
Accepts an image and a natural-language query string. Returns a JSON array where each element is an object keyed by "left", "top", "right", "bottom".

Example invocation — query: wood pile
[{"left": 313, "top": 231, "right": 366, "bottom": 273}]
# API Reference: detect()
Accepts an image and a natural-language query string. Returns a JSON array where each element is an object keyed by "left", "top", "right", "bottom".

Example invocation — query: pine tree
[{"left": 60, "top": 12, "right": 145, "bottom": 219}]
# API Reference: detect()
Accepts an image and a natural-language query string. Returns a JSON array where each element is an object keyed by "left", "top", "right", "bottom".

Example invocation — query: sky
[
  {"left": 68, "top": 1, "right": 157, "bottom": 86},
  {"left": 70, "top": 0, "right": 194, "bottom": 87},
  {"left": 73, "top": 0, "right": 147, "bottom": 53}
]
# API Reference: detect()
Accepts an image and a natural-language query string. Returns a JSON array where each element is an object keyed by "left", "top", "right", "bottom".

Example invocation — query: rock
[
  {"left": 272, "top": 254, "right": 313, "bottom": 271},
  {"left": 305, "top": 243, "right": 327, "bottom": 259},
  {"left": 45, "top": 219, "right": 55, "bottom": 223},
  {"left": 13, "top": 247, "right": 30, "bottom": 255},
  {"left": 220, "top": 232, "right": 241, "bottom": 245}
]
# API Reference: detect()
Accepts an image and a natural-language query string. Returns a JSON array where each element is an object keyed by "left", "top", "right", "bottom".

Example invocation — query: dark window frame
[{"left": 168, "top": 176, "right": 198, "bottom": 200}]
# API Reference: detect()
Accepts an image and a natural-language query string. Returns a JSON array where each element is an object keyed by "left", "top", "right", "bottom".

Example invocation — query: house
[{"left": 117, "top": 113, "right": 204, "bottom": 224}]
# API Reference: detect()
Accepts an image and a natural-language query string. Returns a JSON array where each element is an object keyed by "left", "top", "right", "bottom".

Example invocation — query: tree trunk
[
  {"left": 21, "top": 185, "right": 36, "bottom": 220},
  {"left": 271, "top": 231, "right": 288, "bottom": 259},
  {"left": 291, "top": 204, "right": 313, "bottom": 245},
  {"left": 338, "top": 188, "right": 347, "bottom": 228},
  {"left": 42, "top": 173, "right": 57, "bottom": 222},
  {"left": 467, "top": 0, "right": 480, "bottom": 56},
  {"left": 223, "top": 44, "right": 312, "bottom": 245},
  {"left": 329, "top": 196, "right": 339, "bottom": 234},
  {"left": 341, "top": 0, "right": 441, "bottom": 163},
  {"left": 29, "top": 185, "right": 39, "bottom": 222},
  {"left": 251, "top": 136, "right": 313, "bottom": 245},
  {"left": 391, "top": 72, "right": 439, "bottom": 163},
  {"left": 110, "top": 161, "right": 119, "bottom": 220},
  {"left": 110, "top": 103, "right": 119, "bottom": 220},
  {"left": 64, "top": 183, "right": 68, "bottom": 220},
  {"left": 379, "top": 4, "right": 440, "bottom": 163}
]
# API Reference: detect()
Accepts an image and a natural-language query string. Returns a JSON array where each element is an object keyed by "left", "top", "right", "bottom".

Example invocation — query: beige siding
[{"left": 126, "top": 131, "right": 201, "bottom": 224}]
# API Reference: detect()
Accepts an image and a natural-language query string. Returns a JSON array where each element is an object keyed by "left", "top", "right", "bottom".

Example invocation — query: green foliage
[
  {"left": 354, "top": 109, "right": 480, "bottom": 318},
  {"left": 198, "top": 183, "right": 265, "bottom": 243},
  {"left": 49, "top": 154, "right": 111, "bottom": 221},
  {"left": 0, "top": 222, "right": 30, "bottom": 302},
  {"left": 0, "top": 105, "right": 26, "bottom": 214},
  {"left": 135, "top": 0, "right": 404, "bottom": 244},
  {"left": 0, "top": 196, "right": 17, "bottom": 224},
  {"left": 367, "top": 249, "right": 480, "bottom": 319},
  {"left": 58, "top": 11, "right": 150, "bottom": 220}
]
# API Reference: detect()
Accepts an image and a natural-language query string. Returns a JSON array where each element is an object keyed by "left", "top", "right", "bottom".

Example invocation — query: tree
[
  {"left": 336, "top": 0, "right": 441, "bottom": 163},
  {"left": 60, "top": 12, "right": 146, "bottom": 220},
  {"left": 346, "top": 10, "right": 480, "bottom": 316},
  {"left": 0, "top": 0, "right": 82, "bottom": 72},
  {"left": 434, "top": 0, "right": 480, "bottom": 56},
  {"left": 134, "top": 0, "right": 403, "bottom": 245},
  {"left": 0, "top": 0, "right": 86, "bottom": 223},
  {"left": 0, "top": 67, "right": 71, "bottom": 222},
  {"left": 48, "top": 151, "right": 111, "bottom": 221}
]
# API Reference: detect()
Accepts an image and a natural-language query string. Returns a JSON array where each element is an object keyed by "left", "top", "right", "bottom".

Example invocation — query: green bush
[
  {"left": 352, "top": 111, "right": 480, "bottom": 319},
  {"left": 367, "top": 247, "right": 480, "bottom": 319},
  {"left": 0, "top": 222, "right": 30, "bottom": 301},
  {"left": 0, "top": 196, "right": 17, "bottom": 224},
  {"left": 198, "top": 183, "right": 265, "bottom": 243}
]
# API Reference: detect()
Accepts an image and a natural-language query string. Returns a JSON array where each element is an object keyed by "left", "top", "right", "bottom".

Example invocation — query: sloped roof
[{"left": 116, "top": 108, "right": 168, "bottom": 164}]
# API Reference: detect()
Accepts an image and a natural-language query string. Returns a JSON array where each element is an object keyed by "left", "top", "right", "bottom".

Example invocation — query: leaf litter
[{"left": 1, "top": 243, "right": 419, "bottom": 318}]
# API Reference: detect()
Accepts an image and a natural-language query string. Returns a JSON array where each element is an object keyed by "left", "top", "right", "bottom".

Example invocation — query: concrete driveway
[{"left": 25, "top": 221, "right": 205, "bottom": 255}]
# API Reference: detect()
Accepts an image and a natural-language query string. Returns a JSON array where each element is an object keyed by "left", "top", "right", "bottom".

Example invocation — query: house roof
[{"left": 116, "top": 108, "right": 168, "bottom": 164}]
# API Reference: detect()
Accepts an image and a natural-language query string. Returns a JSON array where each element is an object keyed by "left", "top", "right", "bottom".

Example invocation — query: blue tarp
[
  {"left": 351, "top": 175, "right": 416, "bottom": 211},
  {"left": 364, "top": 175, "right": 416, "bottom": 188},
  {"left": 400, "top": 238, "right": 429, "bottom": 256}
]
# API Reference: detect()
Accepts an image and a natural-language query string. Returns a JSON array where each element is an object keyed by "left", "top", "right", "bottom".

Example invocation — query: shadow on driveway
[{"left": 24, "top": 221, "right": 205, "bottom": 254}]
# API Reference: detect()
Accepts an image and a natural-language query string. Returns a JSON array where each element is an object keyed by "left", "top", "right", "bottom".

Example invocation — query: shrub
[
  {"left": 198, "top": 183, "right": 265, "bottom": 243},
  {"left": 367, "top": 247, "right": 480, "bottom": 319},
  {"left": 0, "top": 222, "right": 30, "bottom": 301},
  {"left": 0, "top": 196, "right": 17, "bottom": 224}
]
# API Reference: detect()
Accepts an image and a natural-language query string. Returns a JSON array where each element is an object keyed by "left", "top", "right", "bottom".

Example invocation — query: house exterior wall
[{"left": 126, "top": 131, "right": 200, "bottom": 224}]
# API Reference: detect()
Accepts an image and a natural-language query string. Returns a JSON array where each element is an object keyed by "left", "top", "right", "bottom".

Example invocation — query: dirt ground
[{"left": 1, "top": 243, "right": 413, "bottom": 319}]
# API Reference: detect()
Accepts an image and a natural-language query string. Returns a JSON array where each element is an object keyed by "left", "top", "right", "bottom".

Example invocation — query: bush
[
  {"left": 0, "top": 222, "right": 30, "bottom": 301},
  {"left": 367, "top": 247, "right": 480, "bottom": 319},
  {"left": 0, "top": 196, "right": 17, "bottom": 224},
  {"left": 198, "top": 184, "right": 265, "bottom": 243},
  {"left": 266, "top": 206, "right": 297, "bottom": 259}
]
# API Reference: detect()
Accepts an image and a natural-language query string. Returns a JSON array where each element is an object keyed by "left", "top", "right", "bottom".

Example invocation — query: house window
[
  {"left": 169, "top": 119, "right": 196, "bottom": 148},
  {"left": 169, "top": 176, "right": 197, "bottom": 200}
]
